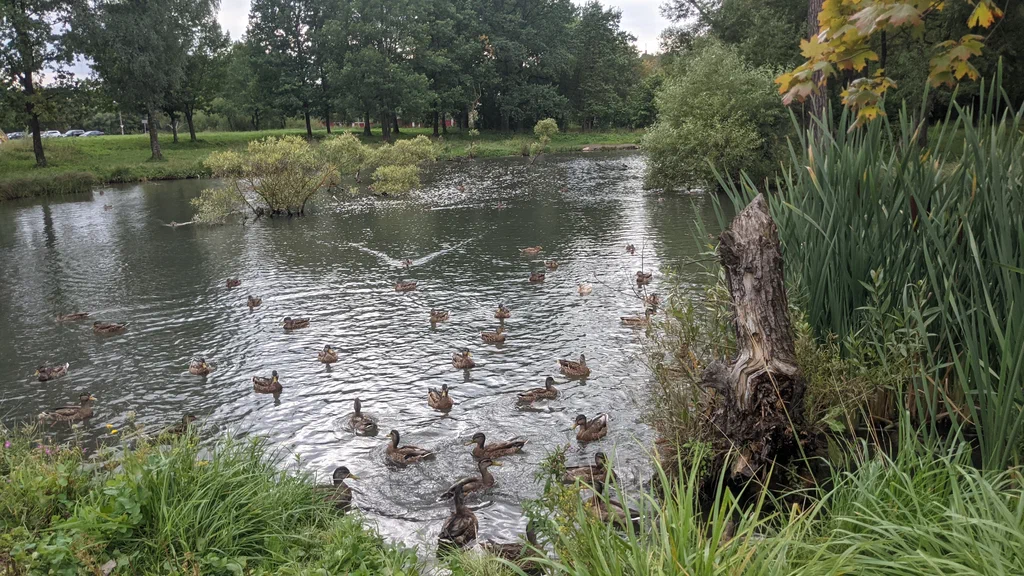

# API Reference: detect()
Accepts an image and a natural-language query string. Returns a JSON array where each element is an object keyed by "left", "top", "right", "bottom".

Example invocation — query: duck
[
  {"left": 35, "top": 363, "right": 69, "bottom": 382},
  {"left": 481, "top": 326, "right": 505, "bottom": 343},
  {"left": 621, "top": 309, "right": 653, "bottom": 327},
  {"left": 440, "top": 459, "right": 500, "bottom": 500},
  {"left": 56, "top": 312, "right": 89, "bottom": 322},
  {"left": 103, "top": 204, "right": 113, "bottom": 210},
  {"left": 564, "top": 451, "right": 616, "bottom": 485},
  {"left": 188, "top": 357, "right": 212, "bottom": 376},
  {"left": 428, "top": 383, "right": 454, "bottom": 412},
  {"left": 430, "top": 309, "right": 450, "bottom": 323},
  {"left": 495, "top": 303, "right": 511, "bottom": 320},
  {"left": 520, "top": 246, "right": 543, "bottom": 256},
  {"left": 545, "top": 260, "right": 559, "bottom": 270},
  {"left": 252, "top": 370, "right": 282, "bottom": 397},
  {"left": 517, "top": 376, "right": 558, "bottom": 404},
  {"left": 558, "top": 353, "right": 591, "bottom": 379},
  {"left": 467, "top": 432, "right": 527, "bottom": 460},
  {"left": 38, "top": 393, "right": 95, "bottom": 423},
  {"left": 402, "top": 259, "right": 412, "bottom": 268},
  {"left": 92, "top": 321, "right": 127, "bottom": 335},
  {"left": 247, "top": 295, "right": 262, "bottom": 310},
  {"left": 586, "top": 479, "right": 641, "bottom": 530},
  {"left": 282, "top": 317, "right": 310, "bottom": 330},
  {"left": 159, "top": 413, "right": 198, "bottom": 439},
  {"left": 626, "top": 244, "right": 636, "bottom": 255},
  {"left": 394, "top": 281, "right": 417, "bottom": 292},
  {"left": 644, "top": 293, "right": 660, "bottom": 309},
  {"left": 635, "top": 271, "right": 652, "bottom": 285},
  {"left": 386, "top": 429, "right": 434, "bottom": 466},
  {"left": 438, "top": 483, "right": 478, "bottom": 551},
  {"left": 318, "top": 345, "right": 339, "bottom": 364},
  {"left": 349, "top": 398, "right": 378, "bottom": 435},
  {"left": 528, "top": 271, "right": 545, "bottom": 283},
  {"left": 226, "top": 278, "right": 241, "bottom": 288},
  {"left": 574, "top": 413, "right": 609, "bottom": 443},
  {"left": 578, "top": 283, "right": 593, "bottom": 296},
  {"left": 452, "top": 348, "right": 475, "bottom": 370},
  {"left": 317, "top": 466, "right": 359, "bottom": 511},
  {"left": 481, "top": 523, "right": 541, "bottom": 573}
]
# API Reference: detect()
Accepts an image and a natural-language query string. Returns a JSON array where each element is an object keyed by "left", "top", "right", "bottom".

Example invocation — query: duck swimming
[
  {"left": 226, "top": 278, "right": 241, "bottom": 288},
  {"left": 520, "top": 246, "right": 543, "bottom": 256},
  {"left": 56, "top": 312, "right": 89, "bottom": 322},
  {"left": 428, "top": 383, "right": 454, "bottom": 412},
  {"left": 35, "top": 363, "right": 69, "bottom": 382},
  {"left": 440, "top": 459, "right": 500, "bottom": 499},
  {"left": 517, "top": 376, "right": 558, "bottom": 404},
  {"left": 564, "top": 451, "right": 616, "bottom": 485},
  {"left": 394, "top": 281, "right": 417, "bottom": 292},
  {"left": 92, "top": 321, "right": 127, "bottom": 336},
  {"left": 247, "top": 295, "right": 262, "bottom": 309},
  {"left": 386, "top": 429, "right": 434, "bottom": 466},
  {"left": 559, "top": 353, "right": 591, "bottom": 378},
  {"left": 467, "top": 432, "right": 527, "bottom": 460},
  {"left": 283, "top": 317, "right": 310, "bottom": 330},
  {"left": 252, "top": 370, "right": 282, "bottom": 397},
  {"left": 481, "top": 326, "right": 506, "bottom": 343},
  {"left": 317, "top": 466, "right": 359, "bottom": 511},
  {"left": 452, "top": 348, "right": 475, "bottom": 370},
  {"left": 188, "top": 358, "right": 212, "bottom": 376},
  {"left": 438, "top": 483, "right": 477, "bottom": 551},
  {"left": 495, "top": 303, "right": 511, "bottom": 319},
  {"left": 318, "top": 345, "right": 339, "bottom": 364},
  {"left": 574, "top": 413, "right": 609, "bottom": 443},
  {"left": 430, "top": 309, "right": 450, "bottom": 323},
  {"left": 39, "top": 393, "right": 95, "bottom": 423},
  {"left": 349, "top": 398, "right": 378, "bottom": 436}
]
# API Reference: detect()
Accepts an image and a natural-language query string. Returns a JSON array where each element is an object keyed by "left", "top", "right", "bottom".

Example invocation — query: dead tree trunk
[{"left": 702, "top": 194, "right": 806, "bottom": 482}]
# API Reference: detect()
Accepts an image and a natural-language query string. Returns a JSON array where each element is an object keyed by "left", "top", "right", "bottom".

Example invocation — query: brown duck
[
  {"left": 35, "top": 363, "right": 69, "bottom": 382},
  {"left": 93, "top": 321, "right": 127, "bottom": 336},
  {"left": 528, "top": 271, "right": 545, "bottom": 283},
  {"left": 635, "top": 271, "right": 652, "bottom": 285},
  {"left": 317, "top": 466, "right": 359, "bottom": 511},
  {"left": 349, "top": 398, "right": 378, "bottom": 436},
  {"left": 574, "top": 413, "right": 609, "bottom": 443},
  {"left": 386, "top": 429, "right": 434, "bottom": 466},
  {"left": 545, "top": 260, "right": 559, "bottom": 270},
  {"left": 438, "top": 483, "right": 478, "bottom": 551},
  {"left": 481, "top": 523, "right": 541, "bottom": 573},
  {"left": 564, "top": 451, "right": 616, "bottom": 485},
  {"left": 253, "top": 370, "right": 282, "bottom": 397},
  {"left": 468, "top": 432, "right": 527, "bottom": 460},
  {"left": 481, "top": 326, "right": 506, "bottom": 343},
  {"left": 39, "top": 393, "right": 95, "bottom": 423},
  {"left": 318, "top": 345, "right": 339, "bottom": 364},
  {"left": 394, "top": 281, "right": 417, "bottom": 292},
  {"left": 159, "top": 414, "right": 198, "bottom": 439},
  {"left": 621, "top": 309, "right": 653, "bottom": 327},
  {"left": 283, "top": 317, "right": 310, "bottom": 330},
  {"left": 428, "top": 383, "right": 454, "bottom": 412},
  {"left": 452, "top": 348, "right": 475, "bottom": 370},
  {"left": 520, "top": 246, "right": 543, "bottom": 256},
  {"left": 56, "top": 312, "right": 89, "bottom": 322},
  {"left": 495, "top": 303, "right": 511, "bottom": 319},
  {"left": 558, "top": 353, "right": 591, "bottom": 378},
  {"left": 188, "top": 358, "right": 212, "bottom": 376},
  {"left": 517, "top": 376, "right": 558, "bottom": 404},
  {"left": 430, "top": 309, "right": 450, "bottom": 323},
  {"left": 626, "top": 244, "right": 636, "bottom": 255},
  {"left": 247, "top": 295, "right": 262, "bottom": 310},
  {"left": 226, "top": 278, "right": 241, "bottom": 288},
  {"left": 440, "top": 459, "right": 501, "bottom": 500},
  {"left": 587, "top": 478, "right": 640, "bottom": 530}
]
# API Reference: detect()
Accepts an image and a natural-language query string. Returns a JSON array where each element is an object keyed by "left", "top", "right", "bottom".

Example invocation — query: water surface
[{"left": 0, "top": 152, "right": 718, "bottom": 550}]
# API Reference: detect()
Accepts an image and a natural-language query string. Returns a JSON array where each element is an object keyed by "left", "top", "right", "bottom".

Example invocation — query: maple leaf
[
  {"left": 800, "top": 35, "right": 831, "bottom": 60},
  {"left": 882, "top": 3, "right": 924, "bottom": 26},
  {"left": 968, "top": 0, "right": 1003, "bottom": 28}
]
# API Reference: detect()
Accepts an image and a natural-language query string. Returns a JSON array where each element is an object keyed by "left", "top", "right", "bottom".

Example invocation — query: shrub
[
  {"left": 0, "top": 172, "right": 97, "bottom": 200},
  {"left": 642, "top": 40, "right": 790, "bottom": 191}
]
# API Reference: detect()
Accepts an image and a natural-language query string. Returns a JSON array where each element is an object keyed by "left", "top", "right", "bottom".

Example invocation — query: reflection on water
[{"left": 0, "top": 152, "right": 719, "bottom": 551}]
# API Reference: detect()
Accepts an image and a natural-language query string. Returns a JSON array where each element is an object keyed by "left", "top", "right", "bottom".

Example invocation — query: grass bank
[{"left": 0, "top": 128, "right": 642, "bottom": 200}]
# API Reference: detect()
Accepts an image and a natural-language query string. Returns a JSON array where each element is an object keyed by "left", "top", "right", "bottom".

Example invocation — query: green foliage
[
  {"left": 643, "top": 40, "right": 790, "bottom": 190},
  {"left": 533, "top": 118, "right": 559, "bottom": 142},
  {"left": 320, "top": 132, "right": 370, "bottom": 176},
  {"left": 0, "top": 425, "right": 416, "bottom": 575},
  {"left": 0, "top": 172, "right": 97, "bottom": 200}
]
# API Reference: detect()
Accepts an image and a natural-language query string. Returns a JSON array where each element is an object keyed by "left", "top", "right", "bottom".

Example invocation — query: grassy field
[{"left": 0, "top": 128, "right": 642, "bottom": 200}]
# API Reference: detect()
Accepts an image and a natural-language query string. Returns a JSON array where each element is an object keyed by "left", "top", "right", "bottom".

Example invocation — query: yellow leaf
[
  {"left": 800, "top": 35, "right": 831, "bottom": 60},
  {"left": 968, "top": 1, "right": 1002, "bottom": 28}
]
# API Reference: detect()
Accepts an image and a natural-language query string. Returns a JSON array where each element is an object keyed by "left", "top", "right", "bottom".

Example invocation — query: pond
[{"left": 0, "top": 151, "right": 720, "bottom": 551}]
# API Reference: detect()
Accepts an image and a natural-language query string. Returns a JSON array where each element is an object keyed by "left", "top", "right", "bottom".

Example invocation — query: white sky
[{"left": 219, "top": 0, "right": 669, "bottom": 53}]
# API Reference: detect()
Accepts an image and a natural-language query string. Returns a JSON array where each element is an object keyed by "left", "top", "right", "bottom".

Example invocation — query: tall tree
[
  {"left": 168, "top": 12, "right": 228, "bottom": 142},
  {"left": 1, "top": 0, "right": 77, "bottom": 167}
]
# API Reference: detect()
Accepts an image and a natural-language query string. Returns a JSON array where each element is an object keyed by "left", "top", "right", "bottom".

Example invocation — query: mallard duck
[
  {"left": 626, "top": 244, "right": 636, "bottom": 255},
  {"left": 558, "top": 353, "right": 591, "bottom": 378},
  {"left": 428, "top": 383, "right": 454, "bottom": 412},
  {"left": 35, "top": 363, "right": 69, "bottom": 382},
  {"left": 247, "top": 295, "right": 262, "bottom": 310},
  {"left": 350, "top": 398, "right": 378, "bottom": 435},
  {"left": 645, "top": 293, "right": 660, "bottom": 309},
  {"left": 438, "top": 483, "right": 478, "bottom": 551},
  {"left": 574, "top": 413, "right": 609, "bottom": 443},
  {"left": 529, "top": 271, "right": 545, "bottom": 283},
  {"left": 160, "top": 413, "right": 198, "bottom": 438},
  {"left": 635, "top": 271, "right": 652, "bottom": 285},
  {"left": 545, "top": 260, "right": 559, "bottom": 270},
  {"left": 103, "top": 204, "right": 112, "bottom": 210},
  {"left": 226, "top": 278, "right": 241, "bottom": 288},
  {"left": 402, "top": 259, "right": 413, "bottom": 268},
  {"left": 520, "top": 246, "right": 543, "bottom": 256},
  {"left": 318, "top": 345, "right": 339, "bottom": 364},
  {"left": 93, "top": 321, "right": 126, "bottom": 335},
  {"left": 56, "top": 312, "right": 89, "bottom": 322},
  {"left": 518, "top": 376, "right": 558, "bottom": 404},
  {"left": 578, "top": 283, "right": 593, "bottom": 296},
  {"left": 394, "top": 281, "right": 417, "bottom": 292},
  {"left": 586, "top": 479, "right": 641, "bottom": 530},
  {"left": 440, "top": 459, "right": 500, "bottom": 500},
  {"left": 188, "top": 357, "right": 212, "bottom": 376},
  {"left": 481, "top": 524, "right": 540, "bottom": 573},
  {"left": 386, "top": 429, "right": 434, "bottom": 466},
  {"left": 564, "top": 451, "right": 616, "bottom": 485},
  {"left": 430, "top": 309, "right": 450, "bottom": 323},
  {"left": 39, "top": 393, "right": 95, "bottom": 423},
  {"left": 481, "top": 326, "right": 505, "bottom": 343},
  {"left": 253, "top": 370, "right": 282, "bottom": 397},
  {"left": 495, "top": 303, "right": 511, "bottom": 319},
  {"left": 467, "top": 432, "right": 527, "bottom": 460},
  {"left": 283, "top": 317, "right": 310, "bottom": 330},
  {"left": 452, "top": 348, "right": 475, "bottom": 370},
  {"left": 317, "top": 466, "right": 359, "bottom": 511},
  {"left": 621, "top": 309, "right": 653, "bottom": 327}
]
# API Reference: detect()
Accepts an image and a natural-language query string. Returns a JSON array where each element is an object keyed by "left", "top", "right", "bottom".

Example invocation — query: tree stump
[{"left": 702, "top": 194, "right": 806, "bottom": 482}]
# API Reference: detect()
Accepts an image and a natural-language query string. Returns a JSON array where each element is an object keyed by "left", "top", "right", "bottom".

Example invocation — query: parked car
[
  {"left": 81, "top": 131, "right": 105, "bottom": 137},
  {"left": 41, "top": 130, "right": 62, "bottom": 138},
  {"left": 5, "top": 132, "right": 24, "bottom": 140},
  {"left": 63, "top": 129, "right": 85, "bottom": 138}
]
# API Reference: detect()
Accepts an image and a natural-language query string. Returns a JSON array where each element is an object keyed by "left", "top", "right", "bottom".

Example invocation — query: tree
[
  {"left": 76, "top": 0, "right": 217, "bottom": 160},
  {"left": 170, "top": 13, "right": 228, "bottom": 142},
  {"left": 1, "top": 0, "right": 78, "bottom": 167}
]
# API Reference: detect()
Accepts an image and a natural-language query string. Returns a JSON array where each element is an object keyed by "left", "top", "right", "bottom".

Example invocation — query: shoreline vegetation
[{"left": 0, "top": 128, "right": 642, "bottom": 202}]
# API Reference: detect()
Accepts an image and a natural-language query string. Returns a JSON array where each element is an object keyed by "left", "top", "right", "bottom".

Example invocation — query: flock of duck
[{"left": 32, "top": 242, "right": 658, "bottom": 564}]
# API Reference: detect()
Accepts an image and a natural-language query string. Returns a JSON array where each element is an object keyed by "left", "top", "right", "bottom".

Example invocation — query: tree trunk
[
  {"left": 185, "top": 107, "right": 197, "bottom": 142},
  {"left": 304, "top": 106, "right": 313, "bottom": 139},
  {"left": 325, "top": 107, "right": 332, "bottom": 134},
  {"left": 392, "top": 114, "right": 400, "bottom": 135},
  {"left": 363, "top": 110, "right": 372, "bottom": 136},
  {"left": 501, "top": 112, "right": 509, "bottom": 132},
  {"left": 879, "top": 30, "right": 887, "bottom": 71},
  {"left": 441, "top": 111, "right": 447, "bottom": 135},
  {"left": 147, "top": 108, "right": 163, "bottom": 161},
  {"left": 701, "top": 194, "right": 806, "bottom": 483},
  {"left": 18, "top": 66, "right": 46, "bottom": 168},
  {"left": 433, "top": 109, "right": 440, "bottom": 137},
  {"left": 170, "top": 112, "right": 179, "bottom": 143},
  {"left": 381, "top": 110, "right": 392, "bottom": 142},
  {"left": 807, "top": 0, "right": 827, "bottom": 128}
]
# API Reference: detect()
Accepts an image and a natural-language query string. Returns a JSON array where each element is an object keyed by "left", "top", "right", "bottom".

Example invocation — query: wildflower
[
  {"left": 197, "top": 460, "right": 210, "bottom": 467},
  {"left": 45, "top": 448, "right": 52, "bottom": 455},
  {"left": 3, "top": 441, "right": 10, "bottom": 449},
  {"left": 110, "top": 429, "right": 119, "bottom": 435},
  {"left": 105, "top": 424, "right": 114, "bottom": 429}
]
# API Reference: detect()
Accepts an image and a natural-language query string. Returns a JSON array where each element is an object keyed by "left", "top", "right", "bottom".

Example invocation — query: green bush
[
  {"left": 0, "top": 172, "right": 97, "bottom": 200},
  {"left": 642, "top": 40, "right": 790, "bottom": 191}
]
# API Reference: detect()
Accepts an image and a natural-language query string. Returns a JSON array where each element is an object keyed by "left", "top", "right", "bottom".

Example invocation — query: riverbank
[{"left": 0, "top": 128, "right": 642, "bottom": 201}]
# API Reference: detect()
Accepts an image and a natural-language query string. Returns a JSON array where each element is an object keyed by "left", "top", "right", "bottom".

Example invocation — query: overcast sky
[{"left": 218, "top": 0, "right": 669, "bottom": 53}]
